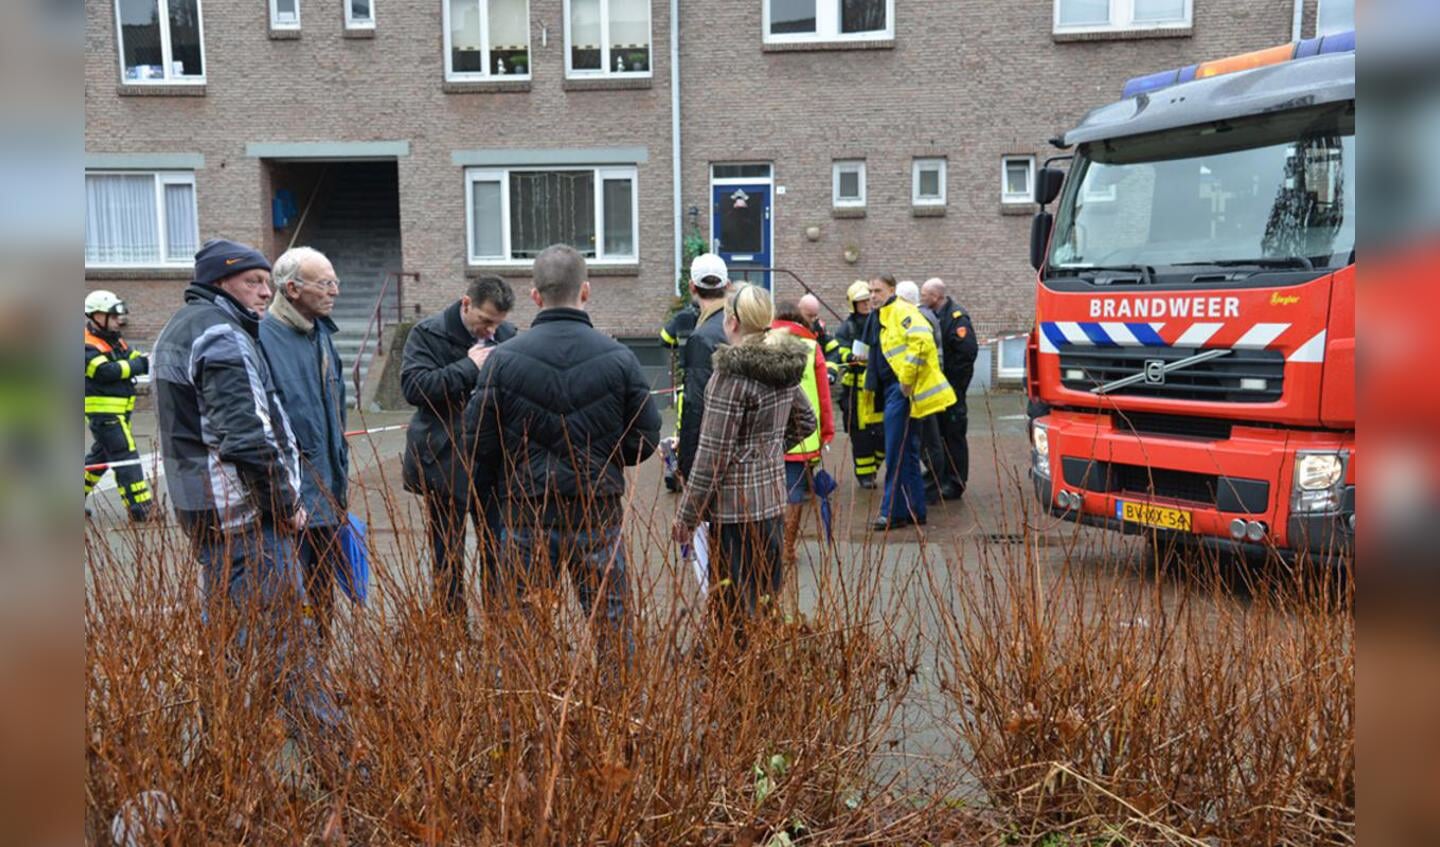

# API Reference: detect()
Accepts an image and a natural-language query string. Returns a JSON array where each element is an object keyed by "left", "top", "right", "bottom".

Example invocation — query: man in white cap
[{"left": 676, "top": 253, "right": 731, "bottom": 483}]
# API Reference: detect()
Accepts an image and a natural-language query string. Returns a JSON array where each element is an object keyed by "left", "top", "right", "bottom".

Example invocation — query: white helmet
[{"left": 85, "top": 290, "right": 127, "bottom": 317}]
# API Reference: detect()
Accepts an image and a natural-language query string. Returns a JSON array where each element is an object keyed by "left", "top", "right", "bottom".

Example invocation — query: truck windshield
[{"left": 1049, "top": 102, "right": 1355, "bottom": 273}]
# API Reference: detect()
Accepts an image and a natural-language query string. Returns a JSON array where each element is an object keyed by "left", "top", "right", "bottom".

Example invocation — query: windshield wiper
[
  {"left": 1079, "top": 264, "right": 1156, "bottom": 285},
  {"left": 1176, "top": 257, "right": 1315, "bottom": 271}
]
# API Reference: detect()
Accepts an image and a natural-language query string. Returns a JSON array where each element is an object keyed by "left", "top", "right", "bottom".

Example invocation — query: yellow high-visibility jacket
[{"left": 858, "top": 297, "right": 956, "bottom": 426}]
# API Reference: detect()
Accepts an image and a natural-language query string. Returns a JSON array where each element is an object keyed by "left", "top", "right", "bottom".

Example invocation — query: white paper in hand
[
  {"left": 852, "top": 339, "right": 869, "bottom": 360},
  {"left": 690, "top": 522, "right": 710, "bottom": 596}
]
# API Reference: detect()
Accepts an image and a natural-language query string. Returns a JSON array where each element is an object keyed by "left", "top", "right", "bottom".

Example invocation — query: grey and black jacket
[{"left": 153, "top": 284, "right": 302, "bottom": 532}]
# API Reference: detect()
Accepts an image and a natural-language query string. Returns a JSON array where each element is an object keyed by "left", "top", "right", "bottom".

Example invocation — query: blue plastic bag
[{"left": 336, "top": 513, "right": 370, "bottom": 605}]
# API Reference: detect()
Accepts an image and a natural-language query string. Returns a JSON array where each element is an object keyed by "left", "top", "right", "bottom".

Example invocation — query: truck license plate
[{"left": 1116, "top": 500, "right": 1193, "bottom": 532}]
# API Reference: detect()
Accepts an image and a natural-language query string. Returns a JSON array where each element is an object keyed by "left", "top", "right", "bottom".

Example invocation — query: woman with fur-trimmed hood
[{"left": 672, "top": 284, "right": 817, "bottom": 631}]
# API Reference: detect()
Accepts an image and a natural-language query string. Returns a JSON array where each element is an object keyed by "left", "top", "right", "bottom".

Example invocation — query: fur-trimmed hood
[{"left": 712, "top": 333, "right": 809, "bottom": 388}]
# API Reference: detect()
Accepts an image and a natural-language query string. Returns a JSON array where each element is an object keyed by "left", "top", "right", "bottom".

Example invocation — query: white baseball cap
[{"left": 690, "top": 253, "right": 728, "bottom": 289}]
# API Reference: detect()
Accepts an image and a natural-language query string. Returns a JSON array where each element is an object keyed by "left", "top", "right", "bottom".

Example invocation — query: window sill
[
  {"left": 468, "top": 263, "right": 641, "bottom": 278},
  {"left": 85, "top": 267, "right": 193, "bottom": 280},
  {"left": 343, "top": 27, "right": 376, "bottom": 39},
  {"left": 269, "top": 27, "right": 301, "bottom": 40},
  {"left": 1000, "top": 202, "right": 1037, "bottom": 216},
  {"left": 444, "top": 79, "right": 532, "bottom": 94},
  {"left": 117, "top": 84, "right": 206, "bottom": 97},
  {"left": 912, "top": 205, "right": 947, "bottom": 218},
  {"left": 1052, "top": 26, "right": 1192, "bottom": 43},
  {"left": 831, "top": 207, "right": 867, "bottom": 219},
  {"left": 762, "top": 38, "right": 894, "bottom": 53},
  {"left": 562, "top": 76, "right": 654, "bottom": 91}
]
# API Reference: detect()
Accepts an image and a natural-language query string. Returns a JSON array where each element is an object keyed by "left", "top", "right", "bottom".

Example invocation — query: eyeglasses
[{"left": 300, "top": 278, "right": 340, "bottom": 292}]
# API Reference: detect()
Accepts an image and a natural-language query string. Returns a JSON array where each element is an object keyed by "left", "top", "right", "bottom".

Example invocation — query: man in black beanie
[{"left": 152, "top": 238, "right": 342, "bottom": 739}]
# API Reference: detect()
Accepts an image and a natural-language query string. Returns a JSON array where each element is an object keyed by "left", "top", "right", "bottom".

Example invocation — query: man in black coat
[
  {"left": 677, "top": 253, "right": 731, "bottom": 481},
  {"left": 465, "top": 244, "right": 660, "bottom": 662},
  {"left": 402, "top": 275, "right": 516, "bottom": 623},
  {"left": 921, "top": 278, "right": 979, "bottom": 498}
]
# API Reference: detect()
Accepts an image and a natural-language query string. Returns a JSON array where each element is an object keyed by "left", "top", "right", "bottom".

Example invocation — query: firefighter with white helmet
[
  {"left": 830, "top": 280, "right": 884, "bottom": 488},
  {"left": 84, "top": 290, "right": 153, "bottom": 521}
]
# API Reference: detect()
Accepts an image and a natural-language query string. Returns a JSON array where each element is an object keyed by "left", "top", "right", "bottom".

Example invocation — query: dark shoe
[
  {"left": 938, "top": 484, "right": 965, "bottom": 501},
  {"left": 857, "top": 476, "right": 877, "bottom": 490},
  {"left": 664, "top": 473, "right": 680, "bottom": 493},
  {"left": 925, "top": 488, "right": 941, "bottom": 506},
  {"left": 870, "top": 514, "right": 927, "bottom": 531}
]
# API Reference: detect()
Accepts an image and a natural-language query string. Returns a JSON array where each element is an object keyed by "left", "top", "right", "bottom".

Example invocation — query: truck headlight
[
  {"left": 1031, "top": 423, "right": 1050, "bottom": 477},
  {"left": 1295, "top": 453, "right": 1343, "bottom": 491}
]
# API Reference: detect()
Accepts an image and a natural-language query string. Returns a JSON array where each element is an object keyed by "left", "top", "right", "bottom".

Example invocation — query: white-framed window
[
  {"left": 1002, "top": 155, "right": 1036, "bottom": 205},
  {"left": 565, "top": 0, "right": 652, "bottom": 77},
  {"left": 346, "top": 0, "right": 374, "bottom": 29},
  {"left": 996, "top": 335, "right": 1027, "bottom": 380},
  {"left": 115, "top": 0, "right": 206, "bottom": 84},
  {"left": 1316, "top": 0, "right": 1354, "bottom": 36},
  {"left": 764, "top": 0, "right": 893, "bottom": 43},
  {"left": 1052, "top": 0, "right": 1190, "bottom": 34},
  {"left": 85, "top": 171, "right": 199, "bottom": 268},
  {"left": 832, "top": 160, "right": 866, "bottom": 208},
  {"left": 466, "top": 166, "right": 639, "bottom": 265},
  {"left": 445, "top": 0, "right": 531, "bottom": 79},
  {"left": 912, "top": 157, "right": 946, "bottom": 206},
  {"left": 270, "top": 0, "right": 299, "bottom": 28}
]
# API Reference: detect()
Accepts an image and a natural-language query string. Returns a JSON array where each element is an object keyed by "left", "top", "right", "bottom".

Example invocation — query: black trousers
[
  {"left": 711, "top": 517, "right": 785, "bottom": 627},
  {"left": 937, "top": 368, "right": 974, "bottom": 491},
  {"left": 840, "top": 387, "right": 884, "bottom": 480},
  {"left": 422, "top": 494, "right": 486, "bottom": 622},
  {"left": 83, "top": 413, "right": 151, "bottom": 512}
]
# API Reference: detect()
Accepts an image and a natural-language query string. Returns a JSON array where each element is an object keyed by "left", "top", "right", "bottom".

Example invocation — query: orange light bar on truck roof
[{"left": 1194, "top": 43, "right": 1298, "bottom": 80}]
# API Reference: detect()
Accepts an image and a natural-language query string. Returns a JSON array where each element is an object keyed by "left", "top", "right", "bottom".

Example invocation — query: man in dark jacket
[
  {"left": 921, "top": 278, "right": 979, "bottom": 498},
  {"left": 465, "top": 244, "right": 660, "bottom": 662},
  {"left": 658, "top": 299, "right": 699, "bottom": 492},
  {"left": 153, "top": 238, "right": 340, "bottom": 735},
  {"left": 677, "top": 253, "right": 730, "bottom": 481},
  {"left": 260, "top": 246, "right": 350, "bottom": 642},
  {"left": 402, "top": 275, "right": 516, "bottom": 623}
]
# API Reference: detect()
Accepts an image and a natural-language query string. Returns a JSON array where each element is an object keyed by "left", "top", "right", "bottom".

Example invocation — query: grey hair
[{"left": 273, "top": 246, "right": 329, "bottom": 292}]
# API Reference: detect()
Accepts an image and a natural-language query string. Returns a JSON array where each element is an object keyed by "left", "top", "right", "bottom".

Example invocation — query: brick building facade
[{"left": 85, "top": 0, "right": 1353, "bottom": 361}]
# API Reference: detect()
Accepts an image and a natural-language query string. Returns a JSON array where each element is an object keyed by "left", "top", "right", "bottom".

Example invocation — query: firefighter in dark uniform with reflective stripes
[
  {"left": 831, "top": 281, "right": 884, "bottom": 488},
  {"left": 920, "top": 278, "right": 979, "bottom": 498},
  {"left": 659, "top": 300, "right": 699, "bottom": 491},
  {"left": 83, "top": 290, "right": 154, "bottom": 521}
]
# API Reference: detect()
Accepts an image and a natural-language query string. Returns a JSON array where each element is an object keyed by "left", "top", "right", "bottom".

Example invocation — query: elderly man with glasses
[{"left": 260, "top": 246, "right": 350, "bottom": 644}]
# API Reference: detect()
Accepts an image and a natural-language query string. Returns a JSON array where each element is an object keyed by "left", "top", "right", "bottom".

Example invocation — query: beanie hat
[{"left": 193, "top": 239, "right": 271, "bottom": 288}]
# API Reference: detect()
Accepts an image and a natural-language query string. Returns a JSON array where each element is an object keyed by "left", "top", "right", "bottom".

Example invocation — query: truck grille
[
  {"left": 1059, "top": 345, "right": 1285, "bottom": 403},
  {"left": 1061, "top": 458, "right": 1270, "bottom": 513},
  {"left": 1111, "top": 412, "right": 1233, "bottom": 441},
  {"left": 1114, "top": 465, "right": 1219, "bottom": 505}
]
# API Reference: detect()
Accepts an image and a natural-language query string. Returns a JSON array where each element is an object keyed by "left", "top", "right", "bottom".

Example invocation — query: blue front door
[{"left": 711, "top": 183, "right": 771, "bottom": 289}]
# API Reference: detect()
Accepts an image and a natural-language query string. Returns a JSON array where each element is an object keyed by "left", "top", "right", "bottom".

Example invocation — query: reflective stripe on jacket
[
  {"left": 772, "top": 320, "right": 835, "bottom": 461},
  {"left": 84, "top": 328, "right": 144, "bottom": 415},
  {"left": 858, "top": 298, "right": 955, "bottom": 425}
]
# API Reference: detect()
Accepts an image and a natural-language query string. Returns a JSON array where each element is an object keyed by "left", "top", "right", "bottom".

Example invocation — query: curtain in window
[
  {"left": 471, "top": 180, "right": 503, "bottom": 258},
  {"left": 609, "top": 0, "right": 649, "bottom": 71},
  {"left": 1057, "top": 0, "right": 1110, "bottom": 26},
  {"left": 1131, "top": 0, "right": 1185, "bottom": 23},
  {"left": 164, "top": 183, "right": 198, "bottom": 262},
  {"left": 570, "top": 0, "right": 602, "bottom": 69},
  {"left": 86, "top": 175, "right": 159, "bottom": 265},
  {"left": 510, "top": 171, "right": 595, "bottom": 259}
]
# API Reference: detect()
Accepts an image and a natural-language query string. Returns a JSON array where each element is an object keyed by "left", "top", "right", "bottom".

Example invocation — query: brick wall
[{"left": 87, "top": 0, "right": 1300, "bottom": 347}]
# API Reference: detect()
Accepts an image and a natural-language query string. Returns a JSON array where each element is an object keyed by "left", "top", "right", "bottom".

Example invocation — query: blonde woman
[{"left": 672, "top": 284, "right": 817, "bottom": 630}]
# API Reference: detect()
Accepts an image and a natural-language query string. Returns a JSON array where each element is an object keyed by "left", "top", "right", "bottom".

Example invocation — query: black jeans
[
  {"left": 297, "top": 524, "right": 343, "bottom": 643},
  {"left": 711, "top": 518, "right": 785, "bottom": 625},
  {"left": 422, "top": 494, "right": 493, "bottom": 622}
]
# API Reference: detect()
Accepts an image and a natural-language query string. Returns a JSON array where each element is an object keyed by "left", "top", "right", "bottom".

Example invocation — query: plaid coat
[{"left": 675, "top": 333, "right": 817, "bottom": 534}]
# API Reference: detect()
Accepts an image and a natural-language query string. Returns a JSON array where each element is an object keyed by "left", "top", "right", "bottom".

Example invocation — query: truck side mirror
[
  {"left": 1035, "top": 167, "right": 1066, "bottom": 206},
  {"left": 1030, "top": 211, "right": 1053, "bottom": 271}
]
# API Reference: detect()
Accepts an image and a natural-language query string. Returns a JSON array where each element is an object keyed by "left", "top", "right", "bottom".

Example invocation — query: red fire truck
[{"left": 1026, "top": 31, "right": 1355, "bottom": 560}]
